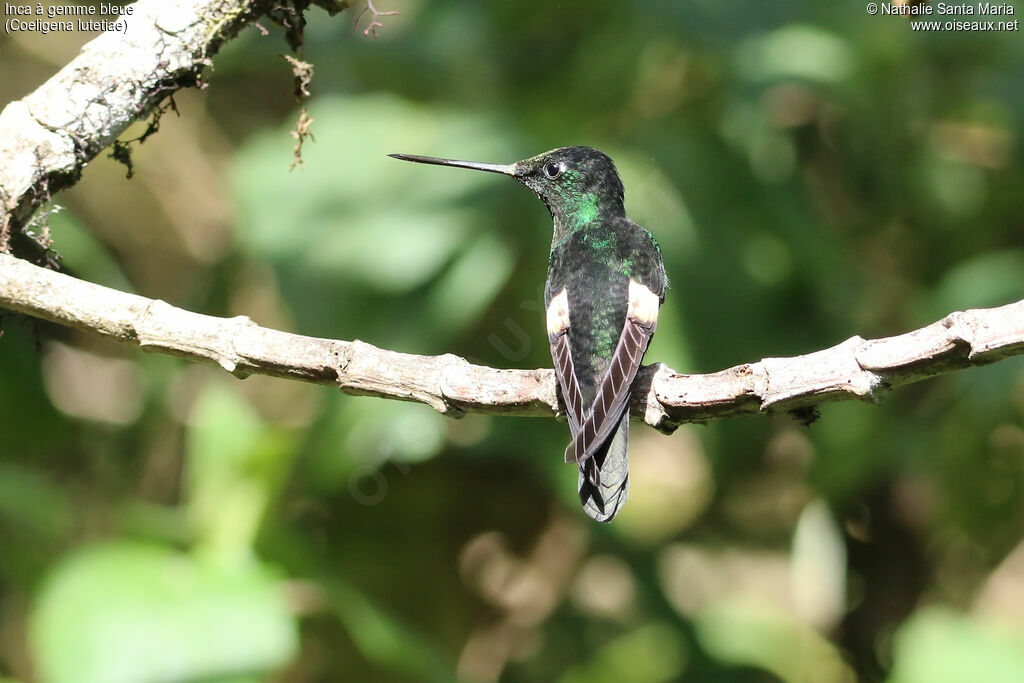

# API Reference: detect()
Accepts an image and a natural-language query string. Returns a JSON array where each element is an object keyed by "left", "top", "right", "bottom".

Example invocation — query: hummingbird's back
[{"left": 545, "top": 217, "right": 666, "bottom": 521}]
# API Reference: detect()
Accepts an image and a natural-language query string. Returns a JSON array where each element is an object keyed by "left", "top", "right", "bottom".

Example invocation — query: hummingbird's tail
[{"left": 578, "top": 414, "right": 629, "bottom": 522}]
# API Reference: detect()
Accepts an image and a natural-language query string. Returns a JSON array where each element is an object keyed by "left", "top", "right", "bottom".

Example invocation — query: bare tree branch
[
  {"left": 3, "top": 253, "right": 1023, "bottom": 433},
  {"left": 0, "top": 0, "right": 347, "bottom": 247}
]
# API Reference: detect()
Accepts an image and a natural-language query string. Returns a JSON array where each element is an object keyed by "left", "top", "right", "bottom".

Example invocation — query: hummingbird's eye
[{"left": 543, "top": 162, "right": 565, "bottom": 179}]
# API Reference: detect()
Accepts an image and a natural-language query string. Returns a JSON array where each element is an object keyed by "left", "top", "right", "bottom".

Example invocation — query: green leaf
[
  {"left": 186, "top": 382, "right": 291, "bottom": 558},
  {"left": 888, "top": 608, "right": 1024, "bottom": 683},
  {"left": 30, "top": 543, "right": 298, "bottom": 683},
  {"left": 926, "top": 250, "right": 1024, "bottom": 321},
  {"left": 231, "top": 94, "right": 516, "bottom": 294},
  {"left": 426, "top": 231, "right": 515, "bottom": 335},
  {"left": 328, "top": 578, "right": 456, "bottom": 682},
  {"left": 0, "top": 464, "right": 70, "bottom": 541},
  {"left": 736, "top": 25, "right": 855, "bottom": 83},
  {"left": 696, "top": 600, "right": 854, "bottom": 681},
  {"left": 559, "top": 622, "right": 687, "bottom": 683}
]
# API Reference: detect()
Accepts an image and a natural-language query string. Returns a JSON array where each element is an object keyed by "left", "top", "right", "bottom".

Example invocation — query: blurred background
[{"left": 2, "top": 0, "right": 1024, "bottom": 681}]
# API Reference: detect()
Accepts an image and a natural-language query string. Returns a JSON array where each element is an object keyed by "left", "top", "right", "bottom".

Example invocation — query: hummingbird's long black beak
[{"left": 388, "top": 153, "right": 517, "bottom": 176}]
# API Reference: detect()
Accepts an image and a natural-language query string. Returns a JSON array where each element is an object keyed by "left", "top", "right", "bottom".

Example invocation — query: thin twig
[{"left": 354, "top": 0, "right": 399, "bottom": 38}]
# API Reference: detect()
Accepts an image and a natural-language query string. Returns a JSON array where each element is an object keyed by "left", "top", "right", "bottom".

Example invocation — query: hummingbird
[{"left": 389, "top": 147, "right": 667, "bottom": 522}]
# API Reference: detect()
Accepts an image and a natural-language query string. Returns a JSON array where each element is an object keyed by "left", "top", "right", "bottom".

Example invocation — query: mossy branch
[{"left": 0, "top": 0, "right": 348, "bottom": 250}]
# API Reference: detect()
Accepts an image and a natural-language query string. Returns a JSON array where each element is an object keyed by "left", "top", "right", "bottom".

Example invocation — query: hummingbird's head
[
  {"left": 510, "top": 147, "right": 625, "bottom": 224},
  {"left": 388, "top": 146, "right": 625, "bottom": 236}
]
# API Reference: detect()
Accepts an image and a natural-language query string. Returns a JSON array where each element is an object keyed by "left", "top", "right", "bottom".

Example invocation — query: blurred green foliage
[
  {"left": 31, "top": 543, "right": 297, "bottom": 683},
  {"left": 2, "top": 0, "right": 1024, "bottom": 681}
]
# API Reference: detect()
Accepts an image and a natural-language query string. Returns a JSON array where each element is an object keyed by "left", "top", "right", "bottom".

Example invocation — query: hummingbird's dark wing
[
  {"left": 546, "top": 288, "right": 586, "bottom": 433},
  {"left": 563, "top": 280, "right": 659, "bottom": 469}
]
